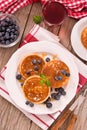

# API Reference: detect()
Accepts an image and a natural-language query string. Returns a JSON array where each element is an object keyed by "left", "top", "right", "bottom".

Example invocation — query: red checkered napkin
[
  {"left": 0, "top": 0, "right": 87, "bottom": 19},
  {"left": 41, "top": 0, "right": 87, "bottom": 19},
  {"left": 0, "top": 0, "right": 33, "bottom": 14},
  {"left": 0, "top": 25, "right": 87, "bottom": 130}
]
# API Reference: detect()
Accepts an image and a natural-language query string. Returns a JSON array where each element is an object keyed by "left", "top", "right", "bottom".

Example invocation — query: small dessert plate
[{"left": 71, "top": 17, "right": 87, "bottom": 61}]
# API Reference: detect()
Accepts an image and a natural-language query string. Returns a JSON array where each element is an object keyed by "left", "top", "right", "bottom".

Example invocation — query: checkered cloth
[{"left": 0, "top": 0, "right": 87, "bottom": 19}]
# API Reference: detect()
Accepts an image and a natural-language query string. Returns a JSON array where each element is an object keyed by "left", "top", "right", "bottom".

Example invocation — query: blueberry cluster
[
  {"left": 25, "top": 100, "right": 34, "bottom": 107},
  {"left": 54, "top": 70, "right": 70, "bottom": 81},
  {"left": 44, "top": 87, "right": 66, "bottom": 108},
  {"left": 0, "top": 16, "right": 20, "bottom": 45}
]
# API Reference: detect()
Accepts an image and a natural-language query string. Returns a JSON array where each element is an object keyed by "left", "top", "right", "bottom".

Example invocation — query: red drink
[{"left": 42, "top": 1, "right": 67, "bottom": 25}]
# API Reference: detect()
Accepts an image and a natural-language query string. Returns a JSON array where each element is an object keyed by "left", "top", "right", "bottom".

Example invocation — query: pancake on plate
[
  {"left": 42, "top": 60, "right": 70, "bottom": 88},
  {"left": 81, "top": 27, "right": 87, "bottom": 49},
  {"left": 23, "top": 75, "right": 50, "bottom": 104},
  {"left": 19, "top": 54, "right": 45, "bottom": 79}
]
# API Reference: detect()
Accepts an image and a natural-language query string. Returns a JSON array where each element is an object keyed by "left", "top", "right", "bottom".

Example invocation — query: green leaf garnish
[
  {"left": 40, "top": 74, "right": 51, "bottom": 87},
  {"left": 40, "top": 74, "right": 46, "bottom": 79},
  {"left": 46, "top": 80, "right": 51, "bottom": 87},
  {"left": 33, "top": 15, "right": 43, "bottom": 24}
]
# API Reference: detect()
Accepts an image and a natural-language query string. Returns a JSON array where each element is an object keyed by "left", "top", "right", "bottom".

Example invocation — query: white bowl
[{"left": 0, "top": 13, "right": 22, "bottom": 48}]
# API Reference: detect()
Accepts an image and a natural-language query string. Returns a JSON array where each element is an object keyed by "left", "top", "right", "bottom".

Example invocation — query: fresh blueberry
[
  {"left": 51, "top": 93, "right": 56, "bottom": 99},
  {"left": 26, "top": 70, "right": 31, "bottom": 75},
  {"left": 29, "top": 102, "right": 34, "bottom": 107},
  {"left": 44, "top": 97, "right": 51, "bottom": 104},
  {"left": 46, "top": 102, "right": 52, "bottom": 108},
  {"left": 32, "top": 59, "right": 37, "bottom": 64},
  {"left": 61, "top": 70, "right": 66, "bottom": 75},
  {"left": 54, "top": 93, "right": 60, "bottom": 100},
  {"left": 37, "top": 59, "right": 42, "bottom": 64},
  {"left": 45, "top": 57, "right": 50, "bottom": 62},
  {"left": 61, "top": 90, "right": 66, "bottom": 96},
  {"left": 54, "top": 76, "right": 62, "bottom": 80},
  {"left": 34, "top": 66, "right": 39, "bottom": 71},
  {"left": 58, "top": 87, "right": 64, "bottom": 92},
  {"left": 16, "top": 74, "right": 22, "bottom": 80},
  {"left": 5, "top": 40, "right": 10, "bottom": 45},
  {"left": 25, "top": 100, "right": 30, "bottom": 105},
  {"left": 65, "top": 72, "right": 70, "bottom": 77},
  {"left": 58, "top": 87, "right": 66, "bottom": 95}
]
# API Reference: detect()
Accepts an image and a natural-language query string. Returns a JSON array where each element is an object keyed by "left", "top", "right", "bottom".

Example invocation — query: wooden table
[{"left": 0, "top": 3, "right": 87, "bottom": 130}]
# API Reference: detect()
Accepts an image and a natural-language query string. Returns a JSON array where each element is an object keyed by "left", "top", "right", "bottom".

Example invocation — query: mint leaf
[
  {"left": 33, "top": 15, "right": 42, "bottom": 24},
  {"left": 40, "top": 74, "right": 51, "bottom": 87},
  {"left": 40, "top": 79, "right": 45, "bottom": 84},
  {"left": 40, "top": 74, "right": 46, "bottom": 79},
  {"left": 46, "top": 80, "right": 51, "bottom": 87}
]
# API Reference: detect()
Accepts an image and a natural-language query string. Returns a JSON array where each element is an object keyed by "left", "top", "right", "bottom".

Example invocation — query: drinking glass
[{"left": 42, "top": 1, "right": 67, "bottom": 27}]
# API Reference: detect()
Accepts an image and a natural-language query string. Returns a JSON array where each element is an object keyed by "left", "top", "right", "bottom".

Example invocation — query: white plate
[
  {"left": 5, "top": 41, "right": 79, "bottom": 115},
  {"left": 71, "top": 17, "right": 87, "bottom": 61}
]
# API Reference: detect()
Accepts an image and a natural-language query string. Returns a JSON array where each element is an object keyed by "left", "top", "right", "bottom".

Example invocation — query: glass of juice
[{"left": 42, "top": 1, "right": 67, "bottom": 26}]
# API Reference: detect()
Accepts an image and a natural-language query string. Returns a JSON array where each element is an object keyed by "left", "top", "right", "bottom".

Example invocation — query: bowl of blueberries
[{"left": 0, "top": 13, "right": 22, "bottom": 48}]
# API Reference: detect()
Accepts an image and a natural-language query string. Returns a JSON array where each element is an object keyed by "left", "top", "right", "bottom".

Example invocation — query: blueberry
[
  {"left": 54, "top": 93, "right": 60, "bottom": 100},
  {"left": 1, "top": 40, "right": 5, "bottom": 44},
  {"left": 26, "top": 70, "right": 31, "bottom": 75},
  {"left": 1, "top": 21, "right": 6, "bottom": 26},
  {"left": 5, "top": 32, "right": 10, "bottom": 40},
  {"left": 61, "top": 90, "right": 66, "bottom": 96},
  {"left": 6, "top": 28, "right": 11, "bottom": 32},
  {"left": 0, "top": 32, "right": 2, "bottom": 37},
  {"left": 14, "top": 30, "right": 19, "bottom": 35},
  {"left": 61, "top": 70, "right": 66, "bottom": 75},
  {"left": 5, "top": 40, "right": 10, "bottom": 45},
  {"left": 58, "top": 87, "right": 64, "bottom": 93},
  {"left": 58, "top": 87, "right": 66, "bottom": 95},
  {"left": 55, "top": 88, "right": 59, "bottom": 92},
  {"left": 10, "top": 33, "right": 15, "bottom": 40},
  {"left": 45, "top": 57, "right": 50, "bottom": 62},
  {"left": 34, "top": 66, "right": 39, "bottom": 71},
  {"left": 32, "top": 59, "right": 37, "bottom": 64},
  {"left": 25, "top": 100, "right": 30, "bottom": 105},
  {"left": 37, "top": 59, "right": 42, "bottom": 64},
  {"left": 29, "top": 102, "right": 34, "bottom": 107},
  {"left": 44, "top": 97, "right": 51, "bottom": 104},
  {"left": 16, "top": 74, "right": 22, "bottom": 80},
  {"left": 54, "top": 76, "right": 62, "bottom": 80},
  {"left": 51, "top": 93, "right": 56, "bottom": 99},
  {"left": 1, "top": 26, "right": 5, "bottom": 31},
  {"left": 5, "top": 17, "right": 10, "bottom": 23},
  {"left": 15, "top": 25, "right": 19, "bottom": 30},
  {"left": 46, "top": 102, "right": 52, "bottom": 108},
  {"left": 65, "top": 72, "right": 70, "bottom": 77},
  {"left": 21, "top": 82, "right": 24, "bottom": 86}
]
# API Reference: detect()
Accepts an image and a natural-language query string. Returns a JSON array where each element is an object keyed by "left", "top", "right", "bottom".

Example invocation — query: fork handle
[
  {"left": 66, "top": 114, "right": 77, "bottom": 130},
  {"left": 51, "top": 109, "right": 72, "bottom": 130}
]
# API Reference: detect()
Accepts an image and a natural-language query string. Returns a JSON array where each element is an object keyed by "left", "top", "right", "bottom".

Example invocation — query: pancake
[
  {"left": 81, "top": 27, "right": 87, "bottom": 49},
  {"left": 23, "top": 75, "right": 50, "bottom": 104},
  {"left": 42, "top": 60, "right": 70, "bottom": 88},
  {"left": 19, "top": 54, "right": 45, "bottom": 79}
]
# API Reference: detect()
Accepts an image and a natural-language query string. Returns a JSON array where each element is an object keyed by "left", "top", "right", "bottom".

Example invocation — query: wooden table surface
[{"left": 0, "top": 3, "right": 87, "bottom": 130}]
